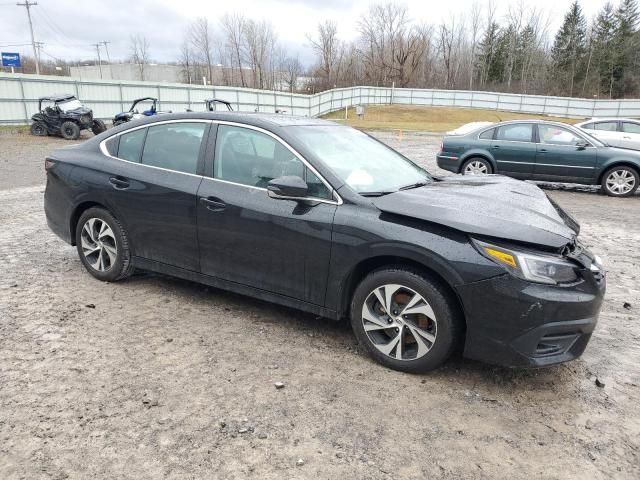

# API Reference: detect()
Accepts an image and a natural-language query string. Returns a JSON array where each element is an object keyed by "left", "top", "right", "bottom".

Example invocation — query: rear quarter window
[
  {"left": 117, "top": 128, "right": 147, "bottom": 162},
  {"left": 479, "top": 128, "right": 494, "bottom": 140}
]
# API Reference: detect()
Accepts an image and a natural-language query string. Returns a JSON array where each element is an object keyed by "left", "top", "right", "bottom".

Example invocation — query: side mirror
[
  {"left": 267, "top": 176, "right": 308, "bottom": 199},
  {"left": 576, "top": 142, "right": 589, "bottom": 150}
]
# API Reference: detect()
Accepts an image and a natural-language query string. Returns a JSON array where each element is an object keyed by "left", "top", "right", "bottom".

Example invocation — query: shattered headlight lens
[{"left": 473, "top": 239, "right": 579, "bottom": 285}]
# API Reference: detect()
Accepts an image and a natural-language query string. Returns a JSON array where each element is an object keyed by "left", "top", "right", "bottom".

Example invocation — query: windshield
[
  {"left": 291, "top": 126, "right": 431, "bottom": 194},
  {"left": 573, "top": 126, "right": 606, "bottom": 147},
  {"left": 57, "top": 99, "right": 83, "bottom": 112}
]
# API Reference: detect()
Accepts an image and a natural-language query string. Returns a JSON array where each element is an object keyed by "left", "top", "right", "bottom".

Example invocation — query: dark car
[
  {"left": 437, "top": 120, "right": 640, "bottom": 197},
  {"left": 30, "top": 94, "right": 107, "bottom": 140},
  {"left": 44, "top": 113, "right": 605, "bottom": 373}
]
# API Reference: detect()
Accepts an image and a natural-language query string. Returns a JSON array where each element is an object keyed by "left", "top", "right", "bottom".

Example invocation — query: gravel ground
[{"left": 1, "top": 131, "right": 639, "bottom": 479}]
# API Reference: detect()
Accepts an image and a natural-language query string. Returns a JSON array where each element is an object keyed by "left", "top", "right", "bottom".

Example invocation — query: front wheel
[
  {"left": 461, "top": 157, "right": 492, "bottom": 175},
  {"left": 91, "top": 119, "right": 107, "bottom": 135},
  {"left": 75, "top": 207, "right": 134, "bottom": 282},
  {"left": 60, "top": 121, "right": 81, "bottom": 140},
  {"left": 601, "top": 166, "right": 639, "bottom": 197},
  {"left": 350, "top": 267, "right": 463, "bottom": 373}
]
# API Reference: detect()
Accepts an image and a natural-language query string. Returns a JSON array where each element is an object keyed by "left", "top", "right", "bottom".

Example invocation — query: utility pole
[
  {"left": 101, "top": 41, "right": 111, "bottom": 79},
  {"left": 92, "top": 43, "right": 103, "bottom": 79},
  {"left": 17, "top": 1, "right": 39, "bottom": 75},
  {"left": 101, "top": 41, "right": 111, "bottom": 63}
]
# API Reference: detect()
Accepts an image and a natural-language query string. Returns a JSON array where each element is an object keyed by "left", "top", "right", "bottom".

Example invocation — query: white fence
[{"left": 2, "top": 72, "right": 640, "bottom": 124}]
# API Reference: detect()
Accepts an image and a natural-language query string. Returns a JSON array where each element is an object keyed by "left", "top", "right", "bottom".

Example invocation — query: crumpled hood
[{"left": 372, "top": 175, "right": 579, "bottom": 249}]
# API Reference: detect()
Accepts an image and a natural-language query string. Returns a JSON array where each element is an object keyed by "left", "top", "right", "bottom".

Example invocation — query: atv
[
  {"left": 30, "top": 94, "right": 107, "bottom": 140},
  {"left": 113, "top": 97, "right": 171, "bottom": 126},
  {"left": 185, "top": 99, "right": 233, "bottom": 113}
]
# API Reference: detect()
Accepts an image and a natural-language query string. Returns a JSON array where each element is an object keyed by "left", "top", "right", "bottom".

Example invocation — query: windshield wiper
[
  {"left": 399, "top": 180, "right": 430, "bottom": 191},
  {"left": 359, "top": 190, "right": 395, "bottom": 197}
]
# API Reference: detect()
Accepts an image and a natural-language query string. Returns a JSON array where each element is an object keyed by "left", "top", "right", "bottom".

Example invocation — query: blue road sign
[{"left": 1, "top": 52, "right": 22, "bottom": 68}]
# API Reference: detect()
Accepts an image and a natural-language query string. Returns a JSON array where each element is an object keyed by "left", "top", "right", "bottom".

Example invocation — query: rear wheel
[
  {"left": 461, "top": 157, "right": 492, "bottom": 175},
  {"left": 75, "top": 207, "right": 134, "bottom": 282},
  {"left": 350, "top": 267, "right": 463, "bottom": 373},
  {"left": 601, "top": 166, "right": 639, "bottom": 197},
  {"left": 30, "top": 121, "right": 48, "bottom": 136},
  {"left": 60, "top": 121, "right": 81, "bottom": 140},
  {"left": 91, "top": 119, "right": 107, "bottom": 135}
]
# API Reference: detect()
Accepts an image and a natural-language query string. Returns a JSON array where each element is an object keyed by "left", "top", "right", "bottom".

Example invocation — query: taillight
[{"left": 45, "top": 158, "right": 55, "bottom": 171}]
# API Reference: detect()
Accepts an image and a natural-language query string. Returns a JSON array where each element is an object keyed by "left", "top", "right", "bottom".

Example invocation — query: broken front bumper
[{"left": 456, "top": 271, "right": 606, "bottom": 368}]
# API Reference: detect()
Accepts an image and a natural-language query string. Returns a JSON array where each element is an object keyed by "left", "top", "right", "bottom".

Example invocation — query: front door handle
[
  {"left": 539, "top": 148, "right": 548, "bottom": 153},
  {"left": 200, "top": 196, "right": 226, "bottom": 212},
  {"left": 109, "top": 176, "right": 130, "bottom": 189}
]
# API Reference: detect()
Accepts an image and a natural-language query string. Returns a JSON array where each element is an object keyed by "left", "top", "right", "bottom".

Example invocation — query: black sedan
[
  {"left": 44, "top": 113, "right": 605, "bottom": 372},
  {"left": 437, "top": 120, "right": 640, "bottom": 197}
]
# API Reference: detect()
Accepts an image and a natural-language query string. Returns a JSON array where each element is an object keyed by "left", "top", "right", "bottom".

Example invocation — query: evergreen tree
[
  {"left": 475, "top": 22, "right": 503, "bottom": 86},
  {"left": 612, "top": 0, "right": 640, "bottom": 97},
  {"left": 551, "top": 1, "right": 588, "bottom": 96},
  {"left": 591, "top": 2, "right": 617, "bottom": 97}
]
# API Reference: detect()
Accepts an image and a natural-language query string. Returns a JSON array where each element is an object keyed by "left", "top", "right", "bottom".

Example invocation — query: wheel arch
[
  {"left": 458, "top": 151, "right": 496, "bottom": 174},
  {"left": 69, "top": 201, "right": 109, "bottom": 246},
  {"left": 338, "top": 255, "right": 466, "bottom": 332},
  {"left": 597, "top": 160, "right": 640, "bottom": 184}
]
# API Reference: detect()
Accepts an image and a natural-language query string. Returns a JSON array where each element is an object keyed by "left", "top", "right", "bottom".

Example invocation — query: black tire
[
  {"left": 91, "top": 119, "right": 107, "bottom": 135},
  {"left": 600, "top": 165, "right": 639, "bottom": 197},
  {"left": 350, "top": 266, "right": 463, "bottom": 373},
  {"left": 60, "top": 121, "right": 81, "bottom": 140},
  {"left": 75, "top": 207, "right": 134, "bottom": 282},
  {"left": 30, "top": 121, "right": 48, "bottom": 136},
  {"left": 461, "top": 157, "right": 493, "bottom": 175}
]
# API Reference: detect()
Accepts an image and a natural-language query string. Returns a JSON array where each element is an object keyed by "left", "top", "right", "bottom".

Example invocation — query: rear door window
[
  {"left": 593, "top": 121, "right": 618, "bottom": 131},
  {"left": 140, "top": 122, "right": 207, "bottom": 174},
  {"left": 117, "top": 128, "right": 147, "bottom": 162},
  {"left": 495, "top": 124, "right": 533, "bottom": 142}
]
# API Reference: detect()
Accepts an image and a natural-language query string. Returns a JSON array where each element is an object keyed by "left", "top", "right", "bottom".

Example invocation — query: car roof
[
  {"left": 39, "top": 94, "right": 77, "bottom": 102},
  {"left": 576, "top": 117, "right": 639, "bottom": 124},
  {"left": 117, "top": 111, "right": 340, "bottom": 128}
]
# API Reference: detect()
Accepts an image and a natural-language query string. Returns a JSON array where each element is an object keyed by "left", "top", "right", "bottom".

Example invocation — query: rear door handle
[
  {"left": 491, "top": 145, "right": 500, "bottom": 149},
  {"left": 200, "top": 196, "right": 226, "bottom": 212},
  {"left": 109, "top": 176, "right": 130, "bottom": 189}
]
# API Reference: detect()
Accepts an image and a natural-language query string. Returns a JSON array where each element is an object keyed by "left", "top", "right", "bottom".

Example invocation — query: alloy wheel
[
  {"left": 362, "top": 284, "right": 437, "bottom": 361},
  {"left": 605, "top": 169, "right": 636, "bottom": 195},
  {"left": 80, "top": 218, "right": 118, "bottom": 272},
  {"left": 464, "top": 161, "right": 489, "bottom": 175}
]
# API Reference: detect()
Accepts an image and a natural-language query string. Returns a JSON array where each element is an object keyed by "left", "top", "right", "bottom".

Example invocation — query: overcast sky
[{"left": 1, "top": 0, "right": 609, "bottom": 67}]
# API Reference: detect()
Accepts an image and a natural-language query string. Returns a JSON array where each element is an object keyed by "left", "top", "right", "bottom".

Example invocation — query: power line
[{"left": 16, "top": 1, "right": 40, "bottom": 74}]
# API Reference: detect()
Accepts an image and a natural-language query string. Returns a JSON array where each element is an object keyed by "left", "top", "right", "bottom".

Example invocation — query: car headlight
[{"left": 473, "top": 239, "right": 579, "bottom": 285}]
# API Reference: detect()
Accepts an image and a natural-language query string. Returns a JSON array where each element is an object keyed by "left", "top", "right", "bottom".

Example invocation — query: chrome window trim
[
  {"left": 99, "top": 118, "right": 343, "bottom": 205},
  {"left": 210, "top": 120, "right": 342, "bottom": 205},
  {"left": 98, "top": 119, "right": 211, "bottom": 179}
]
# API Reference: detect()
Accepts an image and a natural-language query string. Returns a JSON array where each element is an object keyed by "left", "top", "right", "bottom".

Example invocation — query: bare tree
[
  {"left": 190, "top": 17, "right": 215, "bottom": 84},
  {"left": 282, "top": 56, "right": 302, "bottom": 92},
  {"left": 221, "top": 13, "right": 247, "bottom": 87},
  {"left": 243, "top": 19, "right": 276, "bottom": 89},
  {"left": 179, "top": 38, "right": 194, "bottom": 84},
  {"left": 307, "top": 20, "right": 340, "bottom": 88},
  {"left": 130, "top": 34, "right": 150, "bottom": 81}
]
